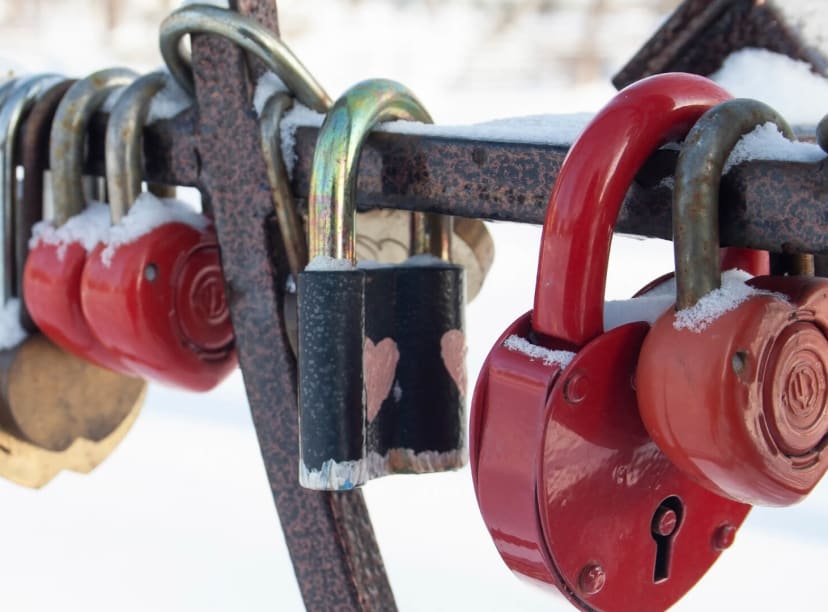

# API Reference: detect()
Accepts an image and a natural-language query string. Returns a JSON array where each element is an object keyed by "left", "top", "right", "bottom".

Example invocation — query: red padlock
[
  {"left": 470, "top": 74, "right": 749, "bottom": 612},
  {"left": 637, "top": 98, "right": 828, "bottom": 507},
  {"left": 80, "top": 72, "right": 236, "bottom": 392},
  {"left": 23, "top": 68, "right": 139, "bottom": 374}
]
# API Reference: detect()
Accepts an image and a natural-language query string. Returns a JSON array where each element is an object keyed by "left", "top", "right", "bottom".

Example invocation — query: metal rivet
[
  {"left": 144, "top": 263, "right": 158, "bottom": 282},
  {"left": 732, "top": 350, "right": 747, "bottom": 374},
  {"left": 712, "top": 523, "right": 736, "bottom": 551},
  {"left": 564, "top": 372, "right": 588, "bottom": 404},
  {"left": 652, "top": 506, "right": 678, "bottom": 538},
  {"left": 578, "top": 563, "right": 606, "bottom": 596}
]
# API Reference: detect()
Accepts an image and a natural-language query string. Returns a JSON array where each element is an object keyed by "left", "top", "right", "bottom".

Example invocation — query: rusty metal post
[{"left": 189, "top": 1, "right": 396, "bottom": 609}]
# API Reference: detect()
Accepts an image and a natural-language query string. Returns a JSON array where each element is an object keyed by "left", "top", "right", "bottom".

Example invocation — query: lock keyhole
[{"left": 651, "top": 496, "right": 683, "bottom": 583}]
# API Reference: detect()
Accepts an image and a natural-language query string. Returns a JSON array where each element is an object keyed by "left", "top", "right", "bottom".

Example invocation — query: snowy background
[{"left": 0, "top": 1, "right": 827, "bottom": 610}]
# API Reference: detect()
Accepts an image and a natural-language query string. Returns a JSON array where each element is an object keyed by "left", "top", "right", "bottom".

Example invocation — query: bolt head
[
  {"left": 712, "top": 524, "right": 736, "bottom": 551},
  {"left": 578, "top": 563, "right": 606, "bottom": 596},
  {"left": 652, "top": 507, "right": 678, "bottom": 537},
  {"left": 564, "top": 372, "right": 589, "bottom": 404}
]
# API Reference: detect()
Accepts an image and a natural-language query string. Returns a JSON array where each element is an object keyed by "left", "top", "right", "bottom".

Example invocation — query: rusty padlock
[
  {"left": 0, "top": 75, "right": 144, "bottom": 465},
  {"left": 79, "top": 71, "right": 235, "bottom": 392},
  {"left": 298, "top": 79, "right": 465, "bottom": 489},
  {"left": 470, "top": 73, "right": 750, "bottom": 612},
  {"left": 637, "top": 98, "right": 828, "bottom": 507}
]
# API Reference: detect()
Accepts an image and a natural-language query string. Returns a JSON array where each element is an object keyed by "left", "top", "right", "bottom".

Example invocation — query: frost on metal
[
  {"left": 503, "top": 335, "right": 575, "bottom": 368},
  {"left": 253, "top": 71, "right": 287, "bottom": 117},
  {"left": 147, "top": 71, "right": 192, "bottom": 124},
  {"left": 299, "top": 448, "right": 467, "bottom": 491},
  {"left": 673, "top": 269, "right": 788, "bottom": 333},
  {"left": 723, "top": 122, "right": 825, "bottom": 173},
  {"left": 98, "top": 192, "right": 208, "bottom": 267},
  {"left": 304, "top": 255, "right": 356, "bottom": 272},
  {"left": 0, "top": 299, "right": 27, "bottom": 350},
  {"left": 29, "top": 202, "right": 111, "bottom": 259}
]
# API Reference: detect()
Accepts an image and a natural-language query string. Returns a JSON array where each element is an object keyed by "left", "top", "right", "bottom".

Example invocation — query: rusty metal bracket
[{"left": 188, "top": 1, "right": 396, "bottom": 610}]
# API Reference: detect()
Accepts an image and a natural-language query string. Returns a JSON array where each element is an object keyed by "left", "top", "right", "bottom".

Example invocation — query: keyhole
[{"left": 651, "top": 496, "right": 683, "bottom": 583}]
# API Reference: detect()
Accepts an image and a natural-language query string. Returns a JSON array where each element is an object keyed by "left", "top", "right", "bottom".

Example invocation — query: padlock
[
  {"left": 470, "top": 73, "right": 750, "bottom": 612},
  {"left": 637, "top": 98, "right": 828, "bottom": 507},
  {"left": 23, "top": 68, "right": 139, "bottom": 374},
  {"left": 79, "top": 71, "right": 235, "bottom": 392},
  {"left": 368, "top": 214, "right": 465, "bottom": 473},
  {"left": 298, "top": 79, "right": 466, "bottom": 489},
  {"left": 0, "top": 75, "right": 145, "bottom": 460}
]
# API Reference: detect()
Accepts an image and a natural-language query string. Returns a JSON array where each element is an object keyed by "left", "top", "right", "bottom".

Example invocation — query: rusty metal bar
[
  {"left": 64, "top": 116, "right": 828, "bottom": 254},
  {"left": 188, "top": 1, "right": 396, "bottom": 610},
  {"left": 614, "top": 0, "right": 828, "bottom": 89}
]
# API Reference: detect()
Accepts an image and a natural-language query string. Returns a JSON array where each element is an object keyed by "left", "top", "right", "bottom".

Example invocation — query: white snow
[
  {"left": 299, "top": 448, "right": 466, "bottom": 491},
  {"left": 29, "top": 202, "right": 111, "bottom": 258},
  {"left": 603, "top": 294, "right": 675, "bottom": 330},
  {"left": 146, "top": 71, "right": 193, "bottom": 124},
  {"left": 400, "top": 253, "right": 453, "bottom": 267},
  {"left": 99, "top": 192, "right": 208, "bottom": 267},
  {"left": 710, "top": 48, "right": 828, "bottom": 125},
  {"left": 253, "top": 71, "right": 287, "bottom": 117},
  {"left": 673, "top": 269, "right": 787, "bottom": 333},
  {"left": 723, "top": 122, "right": 826, "bottom": 173},
  {"left": 502, "top": 335, "right": 575, "bottom": 368},
  {"left": 180, "top": 0, "right": 230, "bottom": 8},
  {"left": 304, "top": 255, "right": 355, "bottom": 271},
  {"left": 0, "top": 298, "right": 27, "bottom": 350}
]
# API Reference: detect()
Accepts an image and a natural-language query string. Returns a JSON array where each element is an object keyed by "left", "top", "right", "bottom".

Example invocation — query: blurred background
[{"left": 0, "top": 1, "right": 826, "bottom": 610}]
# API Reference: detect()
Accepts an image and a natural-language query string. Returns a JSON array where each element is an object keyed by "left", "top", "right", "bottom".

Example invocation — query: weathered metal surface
[
  {"left": 613, "top": 0, "right": 828, "bottom": 89},
  {"left": 189, "top": 0, "right": 396, "bottom": 609}
]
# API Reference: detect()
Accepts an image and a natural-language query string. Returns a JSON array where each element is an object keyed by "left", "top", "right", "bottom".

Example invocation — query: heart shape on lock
[
  {"left": 81, "top": 194, "right": 236, "bottom": 391},
  {"left": 363, "top": 337, "right": 400, "bottom": 423}
]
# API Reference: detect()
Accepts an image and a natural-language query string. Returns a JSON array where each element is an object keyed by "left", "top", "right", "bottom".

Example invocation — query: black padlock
[{"left": 298, "top": 79, "right": 466, "bottom": 490}]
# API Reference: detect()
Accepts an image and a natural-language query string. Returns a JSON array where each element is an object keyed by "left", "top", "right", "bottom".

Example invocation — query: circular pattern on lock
[
  {"left": 173, "top": 244, "right": 233, "bottom": 353},
  {"left": 763, "top": 321, "right": 828, "bottom": 458}
]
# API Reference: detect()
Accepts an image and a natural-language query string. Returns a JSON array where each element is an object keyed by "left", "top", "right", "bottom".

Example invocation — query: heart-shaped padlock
[
  {"left": 470, "top": 73, "right": 750, "bottom": 612},
  {"left": 80, "top": 71, "right": 236, "bottom": 392}
]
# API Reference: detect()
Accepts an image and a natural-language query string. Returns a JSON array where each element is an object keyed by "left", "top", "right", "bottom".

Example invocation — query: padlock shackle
[
  {"left": 261, "top": 92, "right": 308, "bottom": 277},
  {"left": 674, "top": 98, "right": 794, "bottom": 310},
  {"left": 532, "top": 73, "right": 731, "bottom": 347},
  {"left": 160, "top": 4, "right": 331, "bottom": 113},
  {"left": 105, "top": 71, "right": 169, "bottom": 224},
  {"left": 50, "top": 68, "right": 137, "bottom": 227},
  {"left": 0, "top": 74, "right": 62, "bottom": 305},
  {"left": 307, "top": 79, "right": 432, "bottom": 263}
]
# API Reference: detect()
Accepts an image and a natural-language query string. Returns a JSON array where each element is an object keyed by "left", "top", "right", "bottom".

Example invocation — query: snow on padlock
[
  {"left": 79, "top": 73, "right": 235, "bottom": 392},
  {"left": 9, "top": 74, "right": 147, "bottom": 458},
  {"left": 298, "top": 79, "right": 466, "bottom": 490},
  {"left": 637, "top": 98, "right": 828, "bottom": 507},
  {"left": 23, "top": 68, "right": 140, "bottom": 375},
  {"left": 469, "top": 74, "right": 750, "bottom": 612}
]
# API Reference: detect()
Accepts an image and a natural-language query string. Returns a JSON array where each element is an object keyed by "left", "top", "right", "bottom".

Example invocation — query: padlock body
[
  {"left": 637, "top": 275, "right": 828, "bottom": 506},
  {"left": 23, "top": 240, "right": 136, "bottom": 375},
  {"left": 298, "top": 268, "right": 367, "bottom": 490},
  {"left": 80, "top": 222, "right": 236, "bottom": 392},
  {"left": 472, "top": 317, "right": 750, "bottom": 611},
  {"left": 384, "top": 263, "right": 466, "bottom": 469}
]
